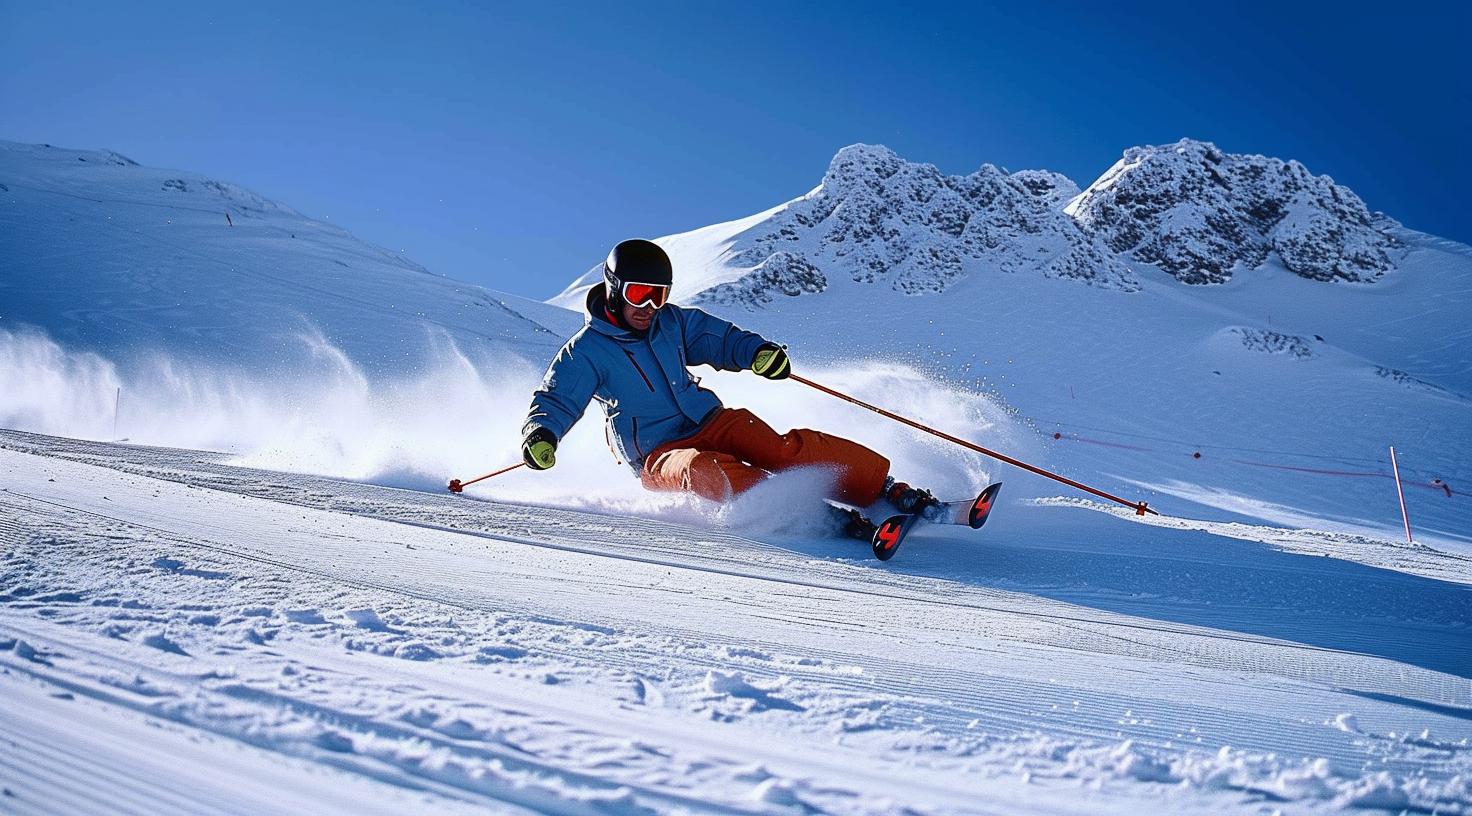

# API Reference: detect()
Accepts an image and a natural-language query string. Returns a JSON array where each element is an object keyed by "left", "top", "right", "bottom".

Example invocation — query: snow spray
[{"left": 789, "top": 373, "right": 1158, "bottom": 515}]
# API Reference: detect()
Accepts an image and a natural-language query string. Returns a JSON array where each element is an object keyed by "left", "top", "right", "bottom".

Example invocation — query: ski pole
[
  {"left": 789, "top": 373, "right": 1158, "bottom": 516},
  {"left": 448, "top": 461, "right": 525, "bottom": 494}
]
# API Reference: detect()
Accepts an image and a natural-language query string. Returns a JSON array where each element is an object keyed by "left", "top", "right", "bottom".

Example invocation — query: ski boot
[
  {"left": 830, "top": 505, "right": 879, "bottom": 541},
  {"left": 883, "top": 477, "right": 944, "bottom": 521}
]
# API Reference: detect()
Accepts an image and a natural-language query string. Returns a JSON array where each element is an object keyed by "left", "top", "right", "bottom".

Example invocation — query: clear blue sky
[{"left": 3, "top": 1, "right": 1467, "bottom": 300}]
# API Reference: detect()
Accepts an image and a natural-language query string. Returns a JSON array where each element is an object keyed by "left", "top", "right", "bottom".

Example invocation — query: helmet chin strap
[
  {"left": 603, "top": 301, "right": 628, "bottom": 328},
  {"left": 602, "top": 285, "right": 645, "bottom": 334}
]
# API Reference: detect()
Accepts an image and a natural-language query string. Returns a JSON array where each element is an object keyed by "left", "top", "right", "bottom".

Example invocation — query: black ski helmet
[{"left": 603, "top": 239, "right": 673, "bottom": 306}]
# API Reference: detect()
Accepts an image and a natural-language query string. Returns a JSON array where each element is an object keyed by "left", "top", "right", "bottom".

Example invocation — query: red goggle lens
[{"left": 622, "top": 282, "right": 670, "bottom": 308}]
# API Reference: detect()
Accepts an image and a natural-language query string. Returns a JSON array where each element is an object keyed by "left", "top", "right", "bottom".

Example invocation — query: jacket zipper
[
  {"left": 621, "top": 349, "right": 656, "bottom": 392},
  {"left": 630, "top": 417, "right": 646, "bottom": 460}
]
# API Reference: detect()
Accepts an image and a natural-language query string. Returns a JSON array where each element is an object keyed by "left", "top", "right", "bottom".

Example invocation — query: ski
[
  {"left": 871, "top": 513, "right": 923, "bottom": 560},
  {"left": 871, "top": 482, "right": 1002, "bottom": 561},
  {"left": 935, "top": 481, "right": 1003, "bottom": 529}
]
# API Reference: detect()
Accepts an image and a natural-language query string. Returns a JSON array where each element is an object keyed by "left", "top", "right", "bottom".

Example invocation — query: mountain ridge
[
  {"left": 553, "top": 138, "right": 1415, "bottom": 312},
  {"left": 1065, "top": 138, "right": 1401, "bottom": 285}
]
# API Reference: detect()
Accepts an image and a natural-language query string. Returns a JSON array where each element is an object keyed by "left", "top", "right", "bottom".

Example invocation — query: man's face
[{"left": 621, "top": 300, "right": 656, "bottom": 331}]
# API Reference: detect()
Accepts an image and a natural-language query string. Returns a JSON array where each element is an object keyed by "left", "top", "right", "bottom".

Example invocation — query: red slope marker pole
[
  {"left": 790, "top": 373, "right": 1158, "bottom": 516},
  {"left": 1389, "top": 446, "right": 1413, "bottom": 544},
  {"left": 448, "top": 461, "right": 525, "bottom": 494}
]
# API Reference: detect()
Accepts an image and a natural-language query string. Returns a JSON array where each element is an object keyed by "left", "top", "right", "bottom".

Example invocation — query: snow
[
  {"left": 0, "top": 140, "right": 565, "bottom": 378},
  {"left": 554, "top": 142, "right": 1136, "bottom": 311},
  {"left": 3, "top": 431, "right": 1470, "bottom": 814},
  {"left": 548, "top": 200, "right": 793, "bottom": 310},
  {"left": 3, "top": 139, "right": 1472, "bottom": 813},
  {"left": 1067, "top": 139, "right": 1399, "bottom": 284}
]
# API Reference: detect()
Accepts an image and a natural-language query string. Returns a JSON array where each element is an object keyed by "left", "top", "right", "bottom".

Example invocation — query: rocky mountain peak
[
  {"left": 821, "top": 143, "right": 906, "bottom": 188},
  {"left": 640, "top": 139, "right": 1411, "bottom": 311},
  {"left": 1065, "top": 138, "right": 1399, "bottom": 284},
  {"left": 694, "top": 145, "right": 1136, "bottom": 309}
]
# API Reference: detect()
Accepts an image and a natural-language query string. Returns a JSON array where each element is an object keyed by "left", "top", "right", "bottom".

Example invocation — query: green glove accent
[
  {"left": 752, "top": 344, "right": 791, "bottom": 380},
  {"left": 526, "top": 440, "right": 556, "bottom": 470},
  {"left": 522, "top": 428, "right": 558, "bottom": 470}
]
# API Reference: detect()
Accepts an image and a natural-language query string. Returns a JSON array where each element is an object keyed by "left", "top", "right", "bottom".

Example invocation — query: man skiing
[{"left": 521, "top": 238, "right": 944, "bottom": 539}]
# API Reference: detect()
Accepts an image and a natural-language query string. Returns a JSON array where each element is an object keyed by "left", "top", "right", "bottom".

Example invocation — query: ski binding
[{"left": 871, "top": 482, "right": 1002, "bottom": 561}]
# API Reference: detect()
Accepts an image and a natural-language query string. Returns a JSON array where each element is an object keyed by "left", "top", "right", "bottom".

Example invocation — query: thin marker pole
[
  {"left": 113, "top": 386, "right": 121, "bottom": 439},
  {"left": 1389, "top": 446, "right": 1413, "bottom": 544}
]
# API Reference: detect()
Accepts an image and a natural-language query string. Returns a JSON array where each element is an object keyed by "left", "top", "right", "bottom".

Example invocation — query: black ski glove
[
  {"left": 752, "top": 343, "right": 791, "bottom": 380},
  {"left": 522, "top": 427, "right": 558, "bottom": 470}
]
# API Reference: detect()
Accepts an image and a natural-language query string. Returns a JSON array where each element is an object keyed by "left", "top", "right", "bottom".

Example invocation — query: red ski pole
[
  {"left": 448, "top": 461, "right": 525, "bottom": 494},
  {"left": 789, "top": 373, "right": 1158, "bottom": 516}
]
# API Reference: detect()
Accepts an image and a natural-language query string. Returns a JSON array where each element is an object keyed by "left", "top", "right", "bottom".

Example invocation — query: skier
[{"left": 521, "top": 238, "right": 944, "bottom": 539}]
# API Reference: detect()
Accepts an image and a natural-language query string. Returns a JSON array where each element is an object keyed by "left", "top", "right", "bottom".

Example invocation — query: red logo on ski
[
  {"left": 871, "top": 515, "right": 915, "bottom": 561},
  {"left": 967, "top": 482, "right": 1002, "bottom": 529}
]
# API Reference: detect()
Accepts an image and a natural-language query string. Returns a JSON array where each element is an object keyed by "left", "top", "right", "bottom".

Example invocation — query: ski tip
[
  {"left": 872, "top": 513, "right": 917, "bottom": 561},
  {"left": 447, "top": 479, "right": 464, "bottom": 494},
  {"left": 969, "top": 482, "right": 1002, "bottom": 529}
]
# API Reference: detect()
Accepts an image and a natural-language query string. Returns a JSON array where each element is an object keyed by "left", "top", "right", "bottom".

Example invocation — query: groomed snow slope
[{"left": 3, "top": 429, "right": 1470, "bottom": 815}]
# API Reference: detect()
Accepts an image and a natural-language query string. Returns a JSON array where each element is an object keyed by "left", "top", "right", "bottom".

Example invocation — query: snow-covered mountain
[
  {"left": 554, "top": 144, "right": 1138, "bottom": 308},
  {"left": 552, "top": 138, "right": 1410, "bottom": 310},
  {"left": 1065, "top": 139, "right": 1401, "bottom": 284},
  {"left": 0, "top": 140, "right": 568, "bottom": 376},
  {"left": 701, "top": 144, "right": 1139, "bottom": 302},
  {"left": 0, "top": 140, "right": 588, "bottom": 472}
]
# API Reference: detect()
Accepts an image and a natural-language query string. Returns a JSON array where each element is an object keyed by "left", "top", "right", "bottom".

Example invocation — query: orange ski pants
[{"left": 640, "top": 407, "right": 889, "bottom": 505}]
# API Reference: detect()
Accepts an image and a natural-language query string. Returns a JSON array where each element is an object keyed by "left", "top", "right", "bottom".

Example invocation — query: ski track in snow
[{"left": 2, "top": 429, "right": 1470, "bottom": 815}]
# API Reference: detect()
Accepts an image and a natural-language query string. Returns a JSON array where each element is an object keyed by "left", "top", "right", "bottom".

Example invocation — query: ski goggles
[{"left": 619, "top": 281, "right": 671, "bottom": 309}]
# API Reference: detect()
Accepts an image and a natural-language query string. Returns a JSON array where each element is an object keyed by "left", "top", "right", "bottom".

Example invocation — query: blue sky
[{"left": 3, "top": 1, "right": 1467, "bottom": 300}]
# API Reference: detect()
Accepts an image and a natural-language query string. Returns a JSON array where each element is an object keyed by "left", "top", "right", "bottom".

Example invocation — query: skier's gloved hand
[
  {"left": 522, "top": 427, "right": 558, "bottom": 470},
  {"left": 752, "top": 343, "right": 791, "bottom": 380}
]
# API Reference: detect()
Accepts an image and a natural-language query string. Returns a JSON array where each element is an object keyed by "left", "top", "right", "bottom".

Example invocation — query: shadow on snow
[{"left": 776, "top": 502, "right": 1472, "bottom": 681}]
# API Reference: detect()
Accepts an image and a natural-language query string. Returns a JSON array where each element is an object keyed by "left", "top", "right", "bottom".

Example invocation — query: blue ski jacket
[{"left": 523, "top": 288, "right": 772, "bottom": 471}]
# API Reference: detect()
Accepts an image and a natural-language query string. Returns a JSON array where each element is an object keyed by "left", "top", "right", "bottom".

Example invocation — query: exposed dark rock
[{"left": 1066, "top": 139, "right": 1399, "bottom": 284}]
